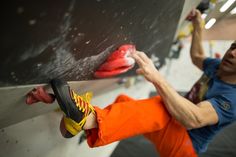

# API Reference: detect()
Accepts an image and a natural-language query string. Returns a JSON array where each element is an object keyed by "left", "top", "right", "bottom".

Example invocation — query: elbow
[
  {"left": 190, "top": 55, "right": 205, "bottom": 70},
  {"left": 185, "top": 121, "right": 201, "bottom": 130},
  {"left": 183, "top": 115, "right": 204, "bottom": 129},
  {"left": 191, "top": 59, "right": 197, "bottom": 67},
  {"left": 190, "top": 55, "right": 198, "bottom": 65}
]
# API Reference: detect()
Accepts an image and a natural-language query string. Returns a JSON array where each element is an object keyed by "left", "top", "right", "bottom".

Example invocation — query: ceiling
[
  {"left": 177, "top": 0, "right": 236, "bottom": 40},
  {"left": 203, "top": 0, "right": 236, "bottom": 40}
]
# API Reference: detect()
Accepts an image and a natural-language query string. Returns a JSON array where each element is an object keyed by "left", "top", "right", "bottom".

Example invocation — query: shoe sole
[{"left": 50, "top": 79, "right": 82, "bottom": 122}]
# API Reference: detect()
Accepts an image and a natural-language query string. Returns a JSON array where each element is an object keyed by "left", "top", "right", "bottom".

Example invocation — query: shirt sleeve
[
  {"left": 203, "top": 58, "right": 221, "bottom": 76},
  {"left": 207, "top": 94, "right": 236, "bottom": 127}
]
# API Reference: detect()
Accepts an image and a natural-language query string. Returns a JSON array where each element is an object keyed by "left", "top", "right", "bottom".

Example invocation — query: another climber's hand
[{"left": 130, "top": 51, "right": 160, "bottom": 83}]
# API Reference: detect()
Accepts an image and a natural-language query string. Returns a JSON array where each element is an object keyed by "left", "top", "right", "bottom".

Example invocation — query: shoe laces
[
  {"left": 63, "top": 90, "right": 95, "bottom": 135},
  {"left": 71, "top": 90, "right": 95, "bottom": 118}
]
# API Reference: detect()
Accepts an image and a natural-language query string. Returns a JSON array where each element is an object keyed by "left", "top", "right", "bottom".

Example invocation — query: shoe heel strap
[{"left": 63, "top": 116, "right": 86, "bottom": 135}]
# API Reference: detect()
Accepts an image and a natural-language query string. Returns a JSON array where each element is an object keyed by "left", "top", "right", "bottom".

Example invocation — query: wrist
[
  {"left": 192, "top": 28, "right": 202, "bottom": 39},
  {"left": 193, "top": 23, "right": 203, "bottom": 32},
  {"left": 152, "top": 71, "right": 165, "bottom": 86}
]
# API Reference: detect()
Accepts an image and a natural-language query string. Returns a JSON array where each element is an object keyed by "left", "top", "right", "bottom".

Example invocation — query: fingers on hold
[
  {"left": 133, "top": 51, "right": 153, "bottom": 66},
  {"left": 135, "top": 50, "right": 144, "bottom": 54},
  {"left": 136, "top": 51, "right": 149, "bottom": 62},
  {"left": 133, "top": 54, "right": 146, "bottom": 66}
]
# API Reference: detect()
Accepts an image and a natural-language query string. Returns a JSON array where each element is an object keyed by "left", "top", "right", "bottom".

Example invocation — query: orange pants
[{"left": 86, "top": 95, "right": 197, "bottom": 157}]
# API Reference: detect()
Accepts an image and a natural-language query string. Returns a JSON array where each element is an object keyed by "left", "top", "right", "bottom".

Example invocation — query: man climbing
[{"left": 50, "top": 9, "right": 236, "bottom": 157}]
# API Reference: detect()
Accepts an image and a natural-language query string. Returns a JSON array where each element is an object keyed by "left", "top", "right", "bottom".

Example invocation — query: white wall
[{"left": 159, "top": 40, "right": 233, "bottom": 91}]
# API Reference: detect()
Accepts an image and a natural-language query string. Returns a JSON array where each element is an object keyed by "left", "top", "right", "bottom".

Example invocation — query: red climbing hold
[
  {"left": 97, "top": 57, "right": 135, "bottom": 71},
  {"left": 186, "top": 10, "right": 196, "bottom": 21},
  {"left": 106, "top": 44, "right": 136, "bottom": 61},
  {"left": 95, "top": 65, "right": 134, "bottom": 78},
  {"left": 214, "top": 52, "right": 221, "bottom": 59},
  {"left": 94, "top": 44, "right": 136, "bottom": 78},
  {"left": 26, "top": 86, "right": 55, "bottom": 105}
]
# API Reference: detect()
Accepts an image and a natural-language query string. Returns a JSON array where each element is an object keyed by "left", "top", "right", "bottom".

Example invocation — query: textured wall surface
[{"left": 0, "top": 0, "right": 184, "bottom": 86}]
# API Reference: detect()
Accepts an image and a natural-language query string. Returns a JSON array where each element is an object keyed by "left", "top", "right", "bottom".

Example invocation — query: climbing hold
[
  {"left": 214, "top": 52, "right": 221, "bottom": 59},
  {"left": 26, "top": 86, "right": 55, "bottom": 105},
  {"left": 94, "top": 44, "right": 136, "bottom": 78},
  {"left": 95, "top": 65, "right": 134, "bottom": 78},
  {"left": 97, "top": 58, "right": 135, "bottom": 71},
  {"left": 106, "top": 44, "right": 136, "bottom": 61},
  {"left": 186, "top": 10, "right": 196, "bottom": 21}
]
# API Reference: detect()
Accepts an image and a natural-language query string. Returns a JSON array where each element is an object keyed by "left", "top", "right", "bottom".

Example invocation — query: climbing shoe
[{"left": 51, "top": 79, "right": 95, "bottom": 138}]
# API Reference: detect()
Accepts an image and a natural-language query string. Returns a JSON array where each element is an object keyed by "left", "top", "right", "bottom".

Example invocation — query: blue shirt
[{"left": 186, "top": 58, "right": 236, "bottom": 153}]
